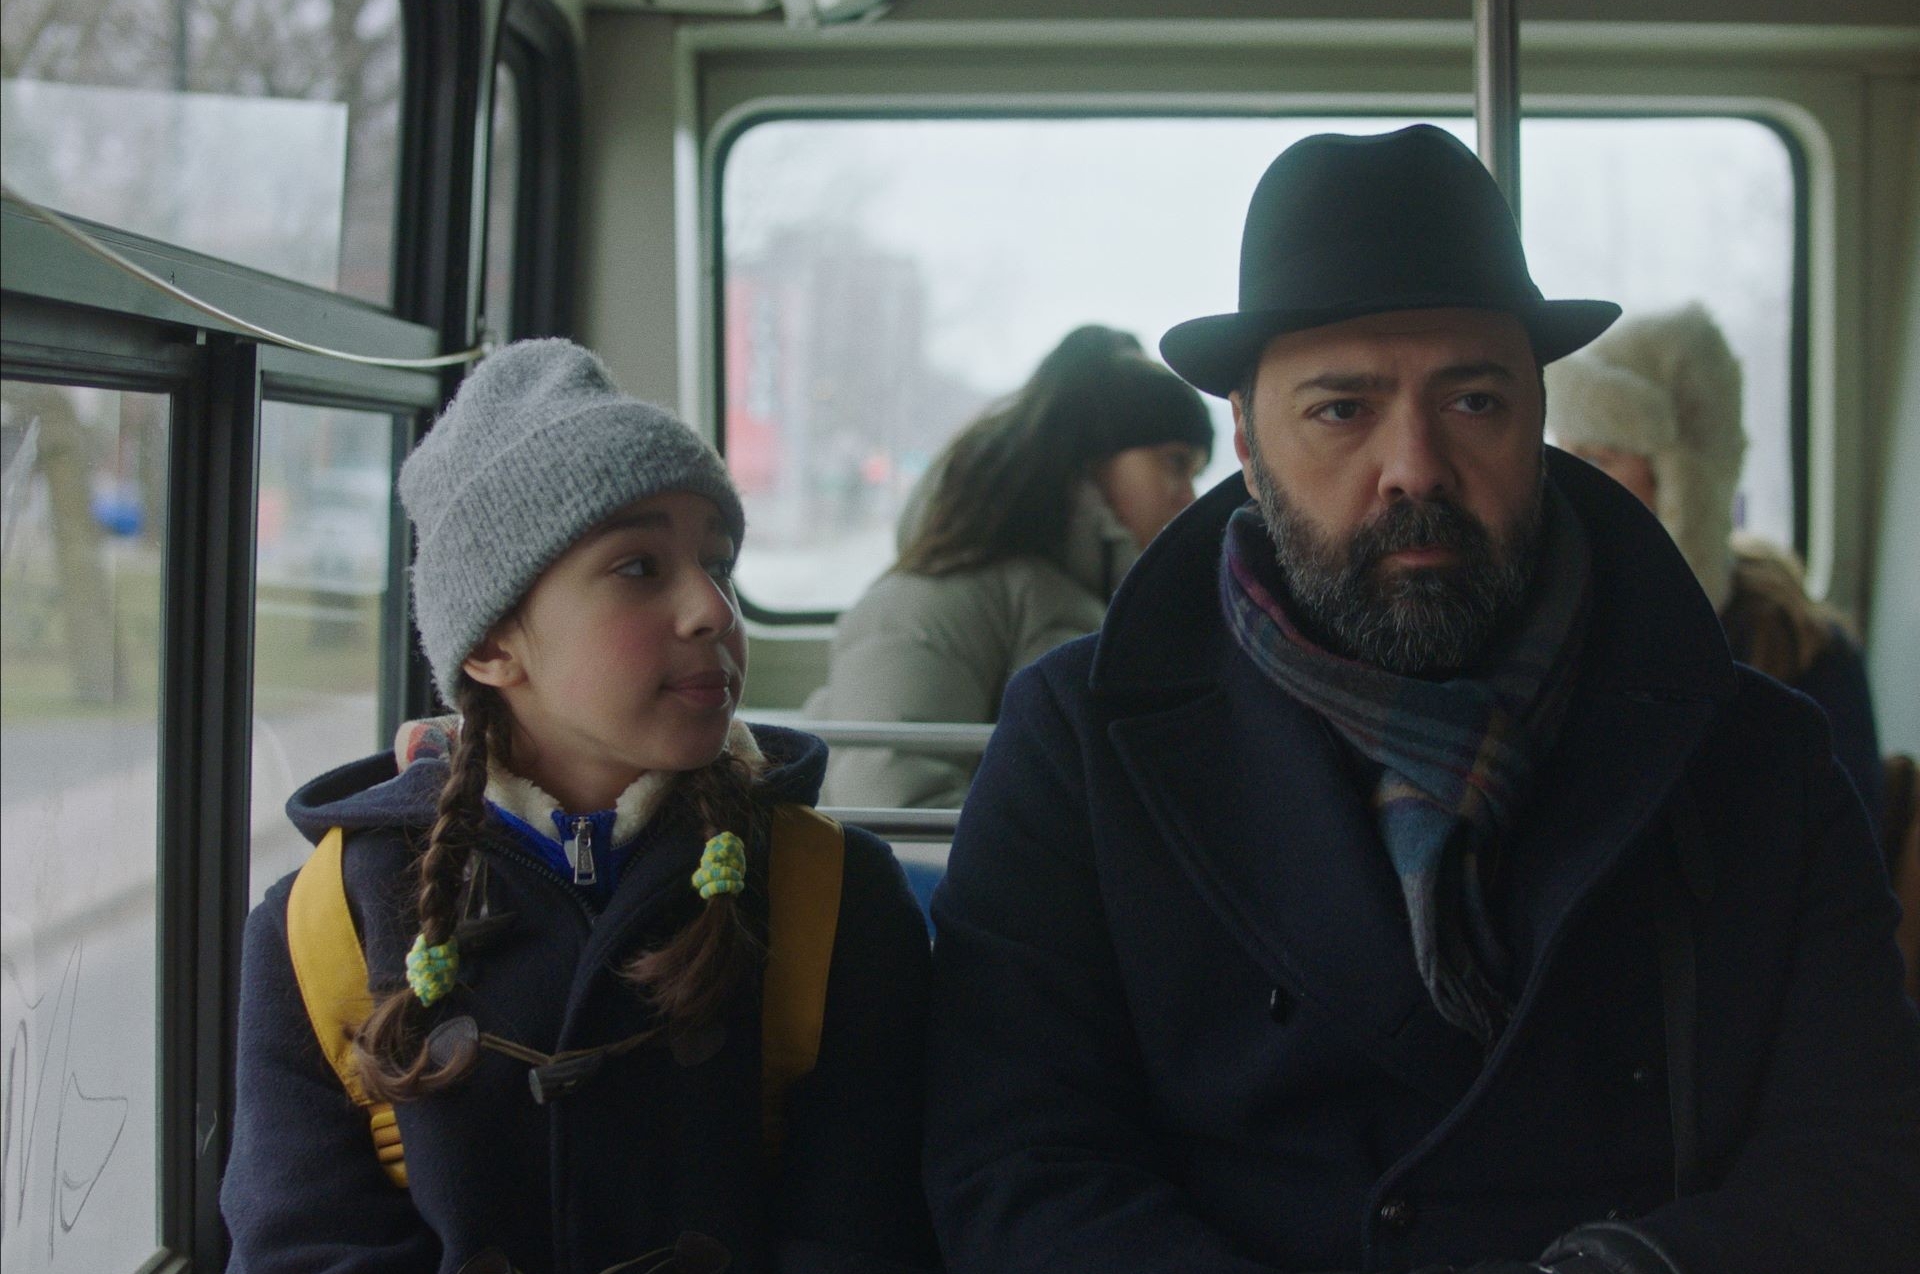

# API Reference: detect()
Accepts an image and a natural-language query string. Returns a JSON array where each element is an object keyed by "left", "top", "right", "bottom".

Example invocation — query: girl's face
[
  {"left": 1095, "top": 441, "right": 1207, "bottom": 549},
  {"left": 464, "top": 491, "right": 747, "bottom": 814}
]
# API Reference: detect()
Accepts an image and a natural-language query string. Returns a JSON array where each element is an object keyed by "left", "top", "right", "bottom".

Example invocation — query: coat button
[
  {"left": 1269, "top": 986, "right": 1294, "bottom": 1023},
  {"left": 1629, "top": 1065, "right": 1654, "bottom": 1088},
  {"left": 1378, "top": 1197, "right": 1417, "bottom": 1232}
]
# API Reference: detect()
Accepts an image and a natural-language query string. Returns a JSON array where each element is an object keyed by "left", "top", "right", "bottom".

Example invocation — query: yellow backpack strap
[
  {"left": 760, "top": 804, "right": 845, "bottom": 1157},
  {"left": 286, "top": 826, "right": 408, "bottom": 1188}
]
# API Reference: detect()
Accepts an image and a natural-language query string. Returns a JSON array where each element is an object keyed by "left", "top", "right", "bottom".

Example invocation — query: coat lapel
[
  {"left": 1108, "top": 648, "right": 1485, "bottom": 1105},
  {"left": 1500, "top": 452, "right": 1736, "bottom": 990},
  {"left": 1087, "top": 453, "right": 1739, "bottom": 1107},
  {"left": 1503, "top": 684, "right": 1719, "bottom": 993}
]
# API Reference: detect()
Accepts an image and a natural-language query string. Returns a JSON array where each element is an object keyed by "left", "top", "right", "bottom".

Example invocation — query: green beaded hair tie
[
  {"left": 406, "top": 932, "right": 460, "bottom": 1006},
  {"left": 690, "top": 832, "right": 746, "bottom": 901}
]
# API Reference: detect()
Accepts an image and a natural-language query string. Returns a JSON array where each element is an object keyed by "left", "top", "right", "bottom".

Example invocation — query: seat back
[{"left": 1884, "top": 754, "right": 1920, "bottom": 1002}]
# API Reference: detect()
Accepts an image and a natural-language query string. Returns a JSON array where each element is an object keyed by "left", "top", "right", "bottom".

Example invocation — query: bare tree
[{"left": 4, "top": 0, "right": 403, "bottom": 299}]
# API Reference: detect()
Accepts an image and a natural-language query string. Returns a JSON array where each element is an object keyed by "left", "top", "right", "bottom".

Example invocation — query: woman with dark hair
[{"left": 807, "top": 325, "right": 1215, "bottom": 810}]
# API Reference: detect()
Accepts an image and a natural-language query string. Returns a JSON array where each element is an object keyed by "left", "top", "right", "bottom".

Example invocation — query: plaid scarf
[{"left": 1219, "top": 486, "right": 1591, "bottom": 1046}]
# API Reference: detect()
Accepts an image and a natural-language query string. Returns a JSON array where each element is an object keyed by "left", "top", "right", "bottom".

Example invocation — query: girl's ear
[{"left": 462, "top": 631, "right": 526, "bottom": 688}]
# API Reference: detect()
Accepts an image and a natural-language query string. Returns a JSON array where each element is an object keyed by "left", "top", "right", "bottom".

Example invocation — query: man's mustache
[{"left": 1348, "top": 498, "right": 1494, "bottom": 573}]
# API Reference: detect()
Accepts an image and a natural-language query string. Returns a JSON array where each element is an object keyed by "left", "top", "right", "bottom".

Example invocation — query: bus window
[
  {"left": 1, "top": 379, "right": 168, "bottom": 1271},
  {"left": 249, "top": 403, "right": 394, "bottom": 902},
  {"left": 0, "top": 0, "right": 404, "bottom": 304},
  {"left": 717, "top": 114, "right": 1795, "bottom": 618}
]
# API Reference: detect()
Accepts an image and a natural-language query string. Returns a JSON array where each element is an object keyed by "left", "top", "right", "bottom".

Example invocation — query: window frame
[
  {"left": 679, "top": 21, "right": 1897, "bottom": 625},
  {"left": 0, "top": 0, "right": 572, "bottom": 1260},
  {"left": 705, "top": 101, "right": 1810, "bottom": 624},
  {"left": 1, "top": 217, "right": 443, "bottom": 1273},
  {"left": 496, "top": 0, "right": 583, "bottom": 343}
]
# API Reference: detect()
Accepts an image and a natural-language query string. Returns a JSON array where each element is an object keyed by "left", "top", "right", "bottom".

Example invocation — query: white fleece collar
[
  {"left": 395, "top": 714, "right": 764, "bottom": 846},
  {"left": 487, "top": 718, "right": 765, "bottom": 844}
]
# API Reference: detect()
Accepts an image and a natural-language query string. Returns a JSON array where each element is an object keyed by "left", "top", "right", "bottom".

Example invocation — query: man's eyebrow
[
  {"left": 1431, "top": 360, "right": 1518, "bottom": 385},
  {"left": 1292, "top": 372, "right": 1396, "bottom": 396},
  {"left": 1290, "top": 362, "right": 1518, "bottom": 396}
]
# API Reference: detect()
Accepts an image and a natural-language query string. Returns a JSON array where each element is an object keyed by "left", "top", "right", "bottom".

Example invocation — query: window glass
[
  {"left": 485, "top": 61, "right": 521, "bottom": 344},
  {"left": 720, "top": 115, "right": 1795, "bottom": 614},
  {"left": 250, "top": 403, "right": 392, "bottom": 901},
  {"left": 1, "top": 0, "right": 404, "bottom": 304},
  {"left": 1, "top": 380, "right": 167, "bottom": 1271},
  {"left": 1521, "top": 118, "right": 1794, "bottom": 542}
]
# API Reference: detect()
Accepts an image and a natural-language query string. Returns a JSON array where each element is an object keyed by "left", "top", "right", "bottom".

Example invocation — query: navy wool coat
[
  {"left": 925, "top": 451, "right": 1920, "bottom": 1274},
  {"left": 223, "top": 725, "right": 937, "bottom": 1274}
]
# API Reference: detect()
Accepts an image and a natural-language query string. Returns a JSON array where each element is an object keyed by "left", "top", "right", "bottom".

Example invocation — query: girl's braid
[
  {"left": 416, "top": 679, "right": 503, "bottom": 945},
  {"left": 622, "top": 746, "right": 768, "bottom": 1031},
  {"left": 355, "top": 675, "right": 507, "bottom": 1101}
]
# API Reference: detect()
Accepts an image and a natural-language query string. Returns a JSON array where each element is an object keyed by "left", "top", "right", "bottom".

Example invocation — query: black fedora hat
[{"left": 1160, "top": 124, "right": 1620, "bottom": 396}]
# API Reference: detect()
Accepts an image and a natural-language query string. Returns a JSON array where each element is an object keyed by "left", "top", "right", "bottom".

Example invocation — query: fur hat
[
  {"left": 400, "top": 338, "right": 745, "bottom": 704},
  {"left": 1544, "top": 303, "right": 1745, "bottom": 609}
]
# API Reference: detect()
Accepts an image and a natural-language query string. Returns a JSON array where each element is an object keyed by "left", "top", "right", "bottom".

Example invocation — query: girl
[
  {"left": 806, "top": 326, "right": 1214, "bottom": 812},
  {"left": 222, "top": 340, "right": 937, "bottom": 1273}
]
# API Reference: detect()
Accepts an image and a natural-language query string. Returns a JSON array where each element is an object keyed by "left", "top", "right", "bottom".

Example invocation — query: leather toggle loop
[{"left": 527, "top": 1050, "right": 607, "bottom": 1105}]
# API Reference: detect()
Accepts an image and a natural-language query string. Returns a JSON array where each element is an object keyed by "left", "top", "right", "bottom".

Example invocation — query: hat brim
[{"left": 1159, "top": 297, "right": 1623, "bottom": 398}]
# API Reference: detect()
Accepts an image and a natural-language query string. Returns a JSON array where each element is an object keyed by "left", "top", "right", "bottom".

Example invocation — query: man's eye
[
  {"left": 1454, "top": 392, "right": 1500, "bottom": 414},
  {"left": 615, "top": 556, "right": 656, "bottom": 579},
  {"left": 1315, "top": 400, "right": 1364, "bottom": 423},
  {"left": 706, "top": 557, "right": 737, "bottom": 584}
]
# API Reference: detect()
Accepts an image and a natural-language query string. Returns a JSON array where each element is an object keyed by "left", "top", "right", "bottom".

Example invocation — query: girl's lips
[{"left": 666, "top": 671, "right": 736, "bottom": 709}]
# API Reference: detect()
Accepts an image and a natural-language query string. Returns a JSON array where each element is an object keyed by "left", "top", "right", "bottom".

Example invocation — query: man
[{"left": 923, "top": 125, "right": 1920, "bottom": 1274}]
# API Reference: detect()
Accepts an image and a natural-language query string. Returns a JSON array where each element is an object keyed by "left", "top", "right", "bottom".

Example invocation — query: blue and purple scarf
[{"left": 1219, "top": 487, "right": 1592, "bottom": 1046}]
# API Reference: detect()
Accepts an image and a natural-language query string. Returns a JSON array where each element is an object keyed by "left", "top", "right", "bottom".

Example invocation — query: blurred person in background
[
  {"left": 808, "top": 325, "right": 1213, "bottom": 812},
  {"left": 1547, "top": 302, "right": 1884, "bottom": 824}
]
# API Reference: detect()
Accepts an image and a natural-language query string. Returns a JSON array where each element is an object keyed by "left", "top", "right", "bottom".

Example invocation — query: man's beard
[{"left": 1245, "top": 439, "right": 1543, "bottom": 678}]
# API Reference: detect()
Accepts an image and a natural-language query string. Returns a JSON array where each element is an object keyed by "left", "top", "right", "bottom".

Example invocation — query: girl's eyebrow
[
  {"left": 583, "top": 511, "right": 735, "bottom": 561},
  {"left": 590, "top": 509, "right": 730, "bottom": 540},
  {"left": 595, "top": 510, "right": 671, "bottom": 536}
]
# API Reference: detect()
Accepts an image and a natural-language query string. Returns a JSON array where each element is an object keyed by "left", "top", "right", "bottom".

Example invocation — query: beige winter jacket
[{"left": 806, "top": 481, "right": 1139, "bottom": 809}]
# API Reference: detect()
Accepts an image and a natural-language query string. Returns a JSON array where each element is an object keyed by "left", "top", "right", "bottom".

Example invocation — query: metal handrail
[
  {"left": 821, "top": 807, "right": 961, "bottom": 841},
  {"left": 762, "top": 719, "right": 997, "bottom": 755},
  {"left": 1474, "top": 0, "right": 1522, "bottom": 224}
]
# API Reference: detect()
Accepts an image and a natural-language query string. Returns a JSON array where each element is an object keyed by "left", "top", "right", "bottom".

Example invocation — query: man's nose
[{"left": 1374, "top": 404, "right": 1455, "bottom": 504}]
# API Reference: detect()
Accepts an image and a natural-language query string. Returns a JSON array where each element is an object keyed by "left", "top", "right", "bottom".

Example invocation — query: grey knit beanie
[{"left": 400, "top": 338, "right": 745, "bottom": 704}]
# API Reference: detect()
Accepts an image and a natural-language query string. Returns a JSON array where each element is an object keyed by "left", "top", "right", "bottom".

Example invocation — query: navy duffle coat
[
  {"left": 925, "top": 451, "right": 1920, "bottom": 1273},
  {"left": 223, "top": 725, "right": 937, "bottom": 1274}
]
